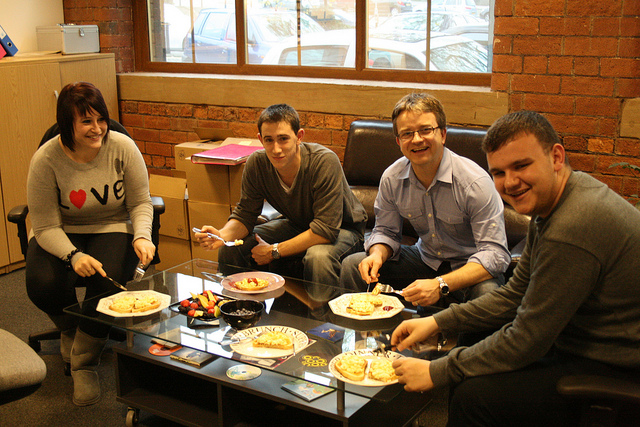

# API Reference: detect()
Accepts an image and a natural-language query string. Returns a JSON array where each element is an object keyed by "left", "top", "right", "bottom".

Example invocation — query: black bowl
[{"left": 219, "top": 299, "right": 264, "bottom": 330}]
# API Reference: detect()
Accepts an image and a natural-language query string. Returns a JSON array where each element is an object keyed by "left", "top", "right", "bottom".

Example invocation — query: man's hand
[
  {"left": 252, "top": 234, "right": 274, "bottom": 265},
  {"left": 391, "top": 316, "right": 440, "bottom": 352},
  {"left": 194, "top": 225, "right": 225, "bottom": 251},
  {"left": 392, "top": 357, "right": 434, "bottom": 393},
  {"left": 402, "top": 278, "right": 441, "bottom": 306},
  {"left": 358, "top": 245, "right": 390, "bottom": 284}
]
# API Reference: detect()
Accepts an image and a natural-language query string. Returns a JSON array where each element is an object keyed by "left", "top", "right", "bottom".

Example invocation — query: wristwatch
[
  {"left": 436, "top": 276, "right": 449, "bottom": 296},
  {"left": 271, "top": 243, "right": 281, "bottom": 260}
]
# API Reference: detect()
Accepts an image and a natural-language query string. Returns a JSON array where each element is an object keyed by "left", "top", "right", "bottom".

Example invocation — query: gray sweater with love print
[{"left": 27, "top": 131, "right": 152, "bottom": 265}]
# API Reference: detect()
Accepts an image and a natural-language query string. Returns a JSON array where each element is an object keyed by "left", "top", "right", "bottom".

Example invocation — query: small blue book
[{"left": 306, "top": 323, "right": 345, "bottom": 343}]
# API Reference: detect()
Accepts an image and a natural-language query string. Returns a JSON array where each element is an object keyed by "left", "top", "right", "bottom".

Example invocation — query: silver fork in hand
[
  {"left": 372, "top": 283, "right": 404, "bottom": 297},
  {"left": 192, "top": 227, "right": 242, "bottom": 247}
]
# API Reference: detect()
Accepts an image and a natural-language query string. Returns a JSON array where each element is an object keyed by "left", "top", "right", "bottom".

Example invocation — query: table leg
[{"left": 337, "top": 380, "right": 345, "bottom": 412}]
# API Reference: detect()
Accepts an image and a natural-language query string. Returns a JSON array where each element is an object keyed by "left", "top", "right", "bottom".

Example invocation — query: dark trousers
[
  {"left": 448, "top": 350, "right": 640, "bottom": 427},
  {"left": 26, "top": 233, "right": 137, "bottom": 337}
]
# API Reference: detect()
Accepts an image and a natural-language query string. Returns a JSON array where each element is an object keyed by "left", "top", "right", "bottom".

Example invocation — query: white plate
[
  {"left": 221, "top": 272, "right": 285, "bottom": 294},
  {"left": 96, "top": 290, "right": 171, "bottom": 317},
  {"left": 328, "top": 293, "right": 404, "bottom": 320},
  {"left": 329, "top": 349, "right": 402, "bottom": 386},
  {"left": 229, "top": 325, "right": 308, "bottom": 359}
]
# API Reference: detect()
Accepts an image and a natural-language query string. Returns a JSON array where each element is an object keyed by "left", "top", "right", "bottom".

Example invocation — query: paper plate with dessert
[
  {"left": 328, "top": 292, "right": 404, "bottom": 320},
  {"left": 221, "top": 272, "right": 285, "bottom": 294},
  {"left": 97, "top": 290, "right": 171, "bottom": 317},
  {"left": 329, "top": 349, "right": 402, "bottom": 386},
  {"left": 229, "top": 326, "right": 308, "bottom": 358}
]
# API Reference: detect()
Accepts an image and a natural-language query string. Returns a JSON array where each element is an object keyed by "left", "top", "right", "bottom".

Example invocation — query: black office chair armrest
[
  {"left": 150, "top": 196, "right": 165, "bottom": 265},
  {"left": 7, "top": 204, "right": 29, "bottom": 257},
  {"left": 557, "top": 375, "right": 640, "bottom": 404}
]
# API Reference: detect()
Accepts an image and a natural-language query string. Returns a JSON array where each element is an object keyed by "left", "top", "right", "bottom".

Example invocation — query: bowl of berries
[
  {"left": 176, "top": 290, "right": 227, "bottom": 321},
  {"left": 219, "top": 299, "right": 264, "bottom": 330}
]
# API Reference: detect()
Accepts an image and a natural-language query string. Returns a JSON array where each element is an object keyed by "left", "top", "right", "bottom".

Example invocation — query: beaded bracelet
[{"left": 64, "top": 249, "right": 80, "bottom": 269}]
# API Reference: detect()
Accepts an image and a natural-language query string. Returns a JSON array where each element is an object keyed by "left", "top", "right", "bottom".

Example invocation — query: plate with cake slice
[
  {"left": 329, "top": 349, "right": 402, "bottom": 386},
  {"left": 221, "top": 272, "right": 285, "bottom": 294},
  {"left": 229, "top": 325, "right": 309, "bottom": 358},
  {"left": 328, "top": 293, "right": 404, "bottom": 320}
]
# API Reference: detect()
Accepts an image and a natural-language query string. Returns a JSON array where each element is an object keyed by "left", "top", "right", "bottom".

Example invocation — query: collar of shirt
[{"left": 398, "top": 147, "right": 453, "bottom": 192}]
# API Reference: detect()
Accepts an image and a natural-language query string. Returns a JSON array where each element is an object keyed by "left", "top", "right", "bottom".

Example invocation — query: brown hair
[
  {"left": 257, "top": 104, "right": 300, "bottom": 135},
  {"left": 482, "top": 110, "right": 561, "bottom": 154},
  {"left": 57, "top": 82, "right": 110, "bottom": 151},
  {"left": 391, "top": 93, "right": 447, "bottom": 136}
]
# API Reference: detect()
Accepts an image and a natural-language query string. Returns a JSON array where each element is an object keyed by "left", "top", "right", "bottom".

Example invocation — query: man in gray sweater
[
  {"left": 391, "top": 110, "right": 640, "bottom": 425},
  {"left": 195, "top": 104, "right": 366, "bottom": 293}
]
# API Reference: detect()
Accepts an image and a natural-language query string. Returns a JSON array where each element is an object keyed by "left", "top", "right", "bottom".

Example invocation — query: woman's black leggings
[{"left": 26, "top": 233, "right": 137, "bottom": 337}]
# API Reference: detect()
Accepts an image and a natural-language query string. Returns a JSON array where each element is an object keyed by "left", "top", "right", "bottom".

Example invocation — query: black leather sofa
[{"left": 342, "top": 119, "right": 530, "bottom": 275}]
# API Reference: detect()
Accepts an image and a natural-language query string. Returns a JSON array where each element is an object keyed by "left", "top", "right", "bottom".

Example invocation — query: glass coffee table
[{"left": 65, "top": 259, "right": 439, "bottom": 426}]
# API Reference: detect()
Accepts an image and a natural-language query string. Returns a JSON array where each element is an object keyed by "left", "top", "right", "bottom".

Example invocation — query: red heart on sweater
[{"left": 69, "top": 190, "right": 86, "bottom": 209}]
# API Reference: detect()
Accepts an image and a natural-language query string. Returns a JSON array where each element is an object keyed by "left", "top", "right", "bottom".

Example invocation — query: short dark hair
[
  {"left": 57, "top": 82, "right": 110, "bottom": 151},
  {"left": 391, "top": 93, "right": 447, "bottom": 136},
  {"left": 482, "top": 110, "right": 561, "bottom": 154},
  {"left": 257, "top": 104, "right": 300, "bottom": 135}
]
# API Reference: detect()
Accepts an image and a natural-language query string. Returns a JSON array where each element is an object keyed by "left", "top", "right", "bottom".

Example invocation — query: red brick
[
  {"left": 574, "top": 57, "right": 599, "bottom": 76},
  {"left": 167, "top": 104, "right": 194, "bottom": 117},
  {"left": 158, "top": 130, "right": 189, "bottom": 144},
  {"left": 616, "top": 78, "right": 640, "bottom": 97},
  {"left": 561, "top": 76, "right": 614, "bottom": 96},
  {"left": 600, "top": 58, "right": 640, "bottom": 78},
  {"left": 120, "top": 113, "right": 144, "bottom": 128},
  {"left": 229, "top": 122, "right": 259, "bottom": 138},
  {"left": 592, "top": 18, "right": 621, "bottom": 37},
  {"left": 548, "top": 56, "right": 573, "bottom": 75},
  {"left": 515, "top": 0, "right": 564, "bottom": 16},
  {"left": 331, "top": 130, "right": 348, "bottom": 147},
  {"left": 492, "top": 35, "right": 512, "bottom": 54},
  {"left": 494, "top": 17, "right": 538, "bottom": 35},
  {"left": 619, "top": 38, "right": 640, "bottom": 58},
  {"left": 196, "top": 120, "right": 230, "bottom": 130},
  {"left": 599, "top": 118, "right": 618, "bottom": 137},
  {"left": 138, "top": 102, "right": 167, "bottom": 116},
  {"left": 622, "top": 177, "right": 640, "bottom": 198},
  {"left": 620, "top": 17, "right": 640, "bottom": 37},
  {"left": 513, "top": 36, "right": 562, "bottom": 55},
  {"left": 562, "top": 136, "right": 587, "bottom": 151},
  {"left": 121, "top": 101, "right": 138, "bottom": 113},
  {"left": 523, "top": 56, "right": 547, "bottom": 74},
  {"left": 567, "top": 1, "right": 622, "bottom": 17},
  {"left": 493, "top": 55, "right": 523, "bottom": 73},
  {"left": 223, "top": 108, "right": 240, "bottom": 122},
  {"left": 512, "top": 74, "right": 561, "bottom": 94},
  {"left": 491, "top": 73, "right": 510, "bottom": 91},
  {"left": 146, "top": 142, "right": 173, "bottom": 156},
  {"left": 207, "top": 106, "right": 224, "bottom": 120},
  {"left": 588, "top": 137, "right": 615, "bottom": 153},
  {"left": 494, "top": 0, "right": 513, "bottom": 17},
  {"left": 564, "top": 37, "right": 618, "bottom": 57},
  {"left": 596, "top": 155, "right": 639, "bottom": 175},
  {"left": 304, "top": 129, "right": 332, "bottom": 145},
  {"left": 151, "top": 156, "right": 167, "bottom": 168},
  {"left": 237, "top": 108, "right": 260, "bottom": 123},
  {"left": 523, "top": 94, "right": 573, "bottom": 114},
  {"left": 325, "top": 114, "right": 344, "bottom": 130},
  {"left": 170, "top": 117, "right": 198, "bottom": 132},
  {"left": 540, "top": 17, "right": 590, "bottom": 36},
  {"left": 594, "top": 174, "right": 624, "bottom": 193},
  {"left": 575, "top": 97, "right": 621, "bottom": 117},
  {"left": 133, "top": 128, "right": 160, "bottom": 142},
  {"left": 615, "top": 139, "right": 640, "bottom": 157},
  {"left": 566, "top": 152, "right": 596, "bottom": 172},
  {"left": 546, "top": 114, "right": 599, "bottom": 135},
  {"left": 145, "top": 116, "right": 172, "bottom": 130},
  {"left": 306, "top": 113, "right": 324, "bottom": 128},
  {"left": 193, "top": 106, "right": 208, "bottom": 119}
]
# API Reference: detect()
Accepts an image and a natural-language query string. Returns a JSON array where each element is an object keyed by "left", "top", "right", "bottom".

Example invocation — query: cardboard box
[
  {"left": 187, "top": 200, "right": 232, "bottom": 243},
  {"left": 155, "top": 235, "right": 192, "bottom": 272},
  {"left": 174, "top": 128, "right": 234, "bottom": 171},
  {"left": 37, "top": 24, "right": 99, "bottom": 54},
  {"left": 149, "top": 174, "right": 189, "bottom": 240},
  {"left": 185, "top": 136, "right": 260, "bottom": 204}
]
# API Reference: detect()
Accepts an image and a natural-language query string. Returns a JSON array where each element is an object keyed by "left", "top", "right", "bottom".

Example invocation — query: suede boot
[
  {"left": 47, "top": 313, "right": 77, "bottom": 364},
  {"left": 70, "top": 328, "right": 107, "bottom": 406}
]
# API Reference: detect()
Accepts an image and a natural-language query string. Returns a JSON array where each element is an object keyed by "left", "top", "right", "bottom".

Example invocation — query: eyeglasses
[{"left": 397, "top": 126, "right": 440, "bottom": 143}]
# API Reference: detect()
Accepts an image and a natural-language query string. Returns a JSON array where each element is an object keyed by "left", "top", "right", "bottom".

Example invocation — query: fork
[
  {"left": 372, "top": 283, "right": 404, "bottom": 297},
  {"left": 192, "top": 227, "right": 241, "bottom": 247}
]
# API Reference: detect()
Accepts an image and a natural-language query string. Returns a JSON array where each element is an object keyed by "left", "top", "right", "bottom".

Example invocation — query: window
[{"left": 136, "top": 0, "right": 492, "bottom": 86}]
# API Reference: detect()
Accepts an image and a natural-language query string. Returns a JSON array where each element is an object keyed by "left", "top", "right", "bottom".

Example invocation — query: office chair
[{"left": 7, "top": 119, "right": 165, "bottom": 366}]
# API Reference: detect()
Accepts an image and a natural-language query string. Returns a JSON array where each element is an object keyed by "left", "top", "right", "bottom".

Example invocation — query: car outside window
[{"left": 142, "top": 0, "right": 492, "bottom": 85}]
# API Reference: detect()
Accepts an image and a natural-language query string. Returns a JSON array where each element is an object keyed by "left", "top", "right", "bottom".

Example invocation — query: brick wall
[
  {"left": 493, "top": 0, "right": 640, "bottom": 202},
  {"left": 64, "top": 0, "right": 640, "bottom": 203}
]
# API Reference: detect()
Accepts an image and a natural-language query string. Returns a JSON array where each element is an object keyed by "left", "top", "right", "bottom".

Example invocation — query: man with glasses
[{"left": 340, "top": 93, "right": 510, "bottom": 313}]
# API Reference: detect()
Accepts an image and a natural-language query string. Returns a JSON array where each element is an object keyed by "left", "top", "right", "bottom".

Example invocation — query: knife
[{"left": 106, "top": 275, "right": 127, "bottom": 291}]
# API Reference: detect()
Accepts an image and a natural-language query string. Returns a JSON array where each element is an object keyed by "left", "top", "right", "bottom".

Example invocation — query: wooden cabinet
[{"left": 0, "top": 53, "right": 118, "bottom": 272}]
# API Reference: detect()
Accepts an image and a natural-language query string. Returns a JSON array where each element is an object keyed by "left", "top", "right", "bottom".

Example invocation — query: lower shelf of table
[{"left": 114, "top": 338, "right": 432, "bottom": 426}]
